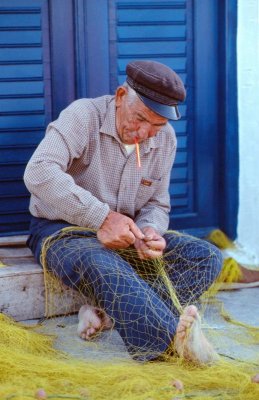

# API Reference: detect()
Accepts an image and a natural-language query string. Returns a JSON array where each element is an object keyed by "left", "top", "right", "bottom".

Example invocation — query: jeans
[{"left": 27, "top": 216, "right": 222, "bottom": 361}]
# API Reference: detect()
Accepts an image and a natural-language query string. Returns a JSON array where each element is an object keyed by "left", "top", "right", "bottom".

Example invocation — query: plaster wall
[{"left": 237, "top": 0, "right": 259, "bottom": 261}]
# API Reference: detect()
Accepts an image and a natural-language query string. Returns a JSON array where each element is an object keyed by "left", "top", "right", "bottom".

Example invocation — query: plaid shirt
[{"left": 24, "top": 95, "right": 177, "bottom": 235}]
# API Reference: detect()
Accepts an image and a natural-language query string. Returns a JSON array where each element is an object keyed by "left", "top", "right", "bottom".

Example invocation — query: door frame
[
  {"left": 218, "top": 0, "right": 238, "bottom": 240},
  {"left": 49, "top": 0, "right": 76, "bottom": 120}
]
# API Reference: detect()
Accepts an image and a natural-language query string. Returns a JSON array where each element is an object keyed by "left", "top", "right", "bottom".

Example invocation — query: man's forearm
[{"left": 24, "top": 160, "right": 110, "bottom": 229}]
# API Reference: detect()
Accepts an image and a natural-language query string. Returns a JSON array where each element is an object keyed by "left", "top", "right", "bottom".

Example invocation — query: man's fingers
[
  {"left": 144, "top": 238, "right": 165, "bottom": 251},
  {"left": 97, "top": 211, "right": 143, "bottom": 249},
  {"left": 105, "top": 239, "right": 133, "bottom": 249},
  {"left": 119, "top": 226, "right": 138, "bottom": 245},
  {"left": 128, "top": 221, "right": 145, "bottom": 240},
  {"left": 135, "top": 240, "right": 163, "bottom": 259},
  {"left": 145, "top": 248, "right": 163, "bottom": 258},
  {"left": 125, "top": 231, "right": 136, "bottom": 245},
  {"left": 143, "top": 234, "right": 153, "bottom": 242},
  {"left": 138, "top": 248, "right": 163, "bottom": 260}
]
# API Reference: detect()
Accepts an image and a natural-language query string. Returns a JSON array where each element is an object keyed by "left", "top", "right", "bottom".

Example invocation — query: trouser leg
[{"left": 163, "top": 232, "right": 223, "bottom": 306}]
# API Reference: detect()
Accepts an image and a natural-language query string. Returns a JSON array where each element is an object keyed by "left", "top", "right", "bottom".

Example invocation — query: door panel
[
  {"left": 0, "top": 0, "right": 76, "bottom": 236},
  {"left": 108, "top": 0, "right": 219, "bottom": 234}
]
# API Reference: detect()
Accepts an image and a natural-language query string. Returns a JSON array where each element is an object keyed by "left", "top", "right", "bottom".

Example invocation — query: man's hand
[
  {"left": 97, "top": 210, "right": 145, "bottom": 249},
  {"left": 134, "top": 226, "right": 166, "bottom": 259}
]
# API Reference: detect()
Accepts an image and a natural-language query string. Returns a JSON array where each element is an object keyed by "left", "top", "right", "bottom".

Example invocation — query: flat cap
[{"left": 126, "top": 60, "right": 186, "bottom": 120}]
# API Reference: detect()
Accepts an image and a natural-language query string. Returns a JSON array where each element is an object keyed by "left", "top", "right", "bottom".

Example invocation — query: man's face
[{"left": 115, "top": 87, "right": 168, "bottom": 144}]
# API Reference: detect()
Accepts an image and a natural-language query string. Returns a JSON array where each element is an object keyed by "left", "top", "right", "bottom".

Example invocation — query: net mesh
[{"left": 1, "top": 229, "right": 259, "bottom": 399}]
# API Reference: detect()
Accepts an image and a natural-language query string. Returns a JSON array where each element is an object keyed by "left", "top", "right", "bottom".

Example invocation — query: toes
[
  {"left": 177, "top": 314, "right": 195, "bottom": 331},
  {"left": 80, "top": 327, "right": 97, "bottom": 340},
  {"left": 176, "top": 323, "right": 188, "bottom": 334},
  {"left": 177, "top": 331, "right": 186, "bottom": 339},
  {"left": 181, "top": 320, "right": 192, "bottom": 329},
  {"left": 180, "top": 314, "right": 195, "bottom": 324},
  {"left": 87, "top": 327, "right": 96, "bottom": 337},
  {"left": 184, "top": 305, "right": 198, "bottom": 317},
  {"left": 80, "top": 332, "right": 87, "bottom": 340}
]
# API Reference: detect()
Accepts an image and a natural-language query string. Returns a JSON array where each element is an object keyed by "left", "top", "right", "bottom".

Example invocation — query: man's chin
[
  {"left": 121, "top": 131, "right": 138, "bottom": 145},
  {"left": 122, "top": 138, "right": 137, "bottom": 145}
]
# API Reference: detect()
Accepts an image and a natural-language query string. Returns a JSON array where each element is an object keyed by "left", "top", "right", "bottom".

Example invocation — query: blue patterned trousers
[{"left": 27, "top": 216, "right": 222, "bottom": 361}]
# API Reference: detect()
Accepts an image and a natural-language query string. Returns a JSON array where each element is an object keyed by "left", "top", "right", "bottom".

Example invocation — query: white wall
[{"left": 237, "top": 0, "right": 259, "bottom": 262}]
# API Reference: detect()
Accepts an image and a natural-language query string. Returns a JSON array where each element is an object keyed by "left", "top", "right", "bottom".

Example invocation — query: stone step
[{"left": 0, "top": 236, "right": 86, "bottom": 321}]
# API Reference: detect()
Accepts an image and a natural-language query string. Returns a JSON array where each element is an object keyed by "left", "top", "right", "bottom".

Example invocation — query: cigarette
[{"left": 135, "top": 138, "right": 141, "bottom": 168}]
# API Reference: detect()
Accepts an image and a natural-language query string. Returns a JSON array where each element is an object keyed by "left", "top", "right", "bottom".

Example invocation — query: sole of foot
[
  {"left": 174, "top": 305, "right": 219, "bottom": 365},
  {"left": 77, "top": 304, "right": 113, "bottom": 340}
]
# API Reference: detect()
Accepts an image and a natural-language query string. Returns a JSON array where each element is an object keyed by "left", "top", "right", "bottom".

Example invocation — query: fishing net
[
  {"left": 1, "top": 228, "right": 259, "bottom": 399},
  {"left": 40, "top": 227, "right": 224, "bottom": 361},
  {"left": 207, "top": 229, "right": 259, "bottom": 288}
]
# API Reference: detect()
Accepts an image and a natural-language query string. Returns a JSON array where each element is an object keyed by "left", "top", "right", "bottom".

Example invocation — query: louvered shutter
[
  {"left": 0, "top": 0, "right": 51, "bottom": 235},
  {"left": 113, "top": 0, "right": 194, "bottom": 229}
]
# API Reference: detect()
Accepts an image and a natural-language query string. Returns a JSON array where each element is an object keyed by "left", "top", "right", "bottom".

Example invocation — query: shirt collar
[
  {"left": 100, "top": 97, "right": 164, "bottom": 152},
  {"left": 99, "top": 97, "right": 120, "bottom": 140}
]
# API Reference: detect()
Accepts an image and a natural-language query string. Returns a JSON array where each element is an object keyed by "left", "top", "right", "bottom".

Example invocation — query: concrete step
[{"left": 0, "top": 236, "right": 86, "bottom": 321}]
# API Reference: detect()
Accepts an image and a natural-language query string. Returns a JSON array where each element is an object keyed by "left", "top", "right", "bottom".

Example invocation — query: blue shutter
[
  {"left": 113, "top": 0, "right": 194, "bottom": 226},
  {"left": 111, "top": 0, "right": 220, "bottom": 235},
  {"left": 0, "top": 0, "right": 51, "bottom": 235}
]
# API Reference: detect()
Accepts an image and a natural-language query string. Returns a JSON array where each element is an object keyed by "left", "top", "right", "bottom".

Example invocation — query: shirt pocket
[{"left": 135, "top": 176, "right": 161, "bottom": 210}]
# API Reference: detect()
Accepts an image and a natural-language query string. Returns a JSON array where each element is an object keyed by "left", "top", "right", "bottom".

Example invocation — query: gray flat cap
[{"left": 126, "top": 60, "right": 186, "bottom": 120}]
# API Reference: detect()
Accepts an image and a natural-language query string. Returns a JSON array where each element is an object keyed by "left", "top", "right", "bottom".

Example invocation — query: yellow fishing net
[
  {"left": 1, "top": 229, "right": 259, "bottom": 400},
  {"left": 207, "top": 229, "right": 259, "bottom": 285},
  {"left": 1, "top": 310, "right": 259, "bottom": 400}
]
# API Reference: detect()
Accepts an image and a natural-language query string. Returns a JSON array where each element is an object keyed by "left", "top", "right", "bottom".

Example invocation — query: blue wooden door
[{"left": 0, "top": 0, "right": 235, "bottom": 237}]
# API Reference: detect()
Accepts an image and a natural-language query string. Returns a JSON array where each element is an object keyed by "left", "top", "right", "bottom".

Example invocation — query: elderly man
[{"left": 24, "top": 60, "right": 222, "bottom": 364}]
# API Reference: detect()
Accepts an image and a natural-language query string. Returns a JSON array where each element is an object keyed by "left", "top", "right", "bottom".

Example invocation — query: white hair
[{"left": 122, "top": 82, "right": 139, "bottom": 105}]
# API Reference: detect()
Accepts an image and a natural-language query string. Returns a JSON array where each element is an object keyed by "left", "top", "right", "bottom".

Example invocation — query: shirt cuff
[{"left": 78, "top": 203, "right": 110, "bottom": 230}]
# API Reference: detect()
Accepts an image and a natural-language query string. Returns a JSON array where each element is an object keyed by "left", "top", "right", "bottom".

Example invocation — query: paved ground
[
  {"left": 204, "top": 287, "right": 259, "bottom": 362},
  {"left": 32, "top": 286, "right": 259, "bottom": 363}
]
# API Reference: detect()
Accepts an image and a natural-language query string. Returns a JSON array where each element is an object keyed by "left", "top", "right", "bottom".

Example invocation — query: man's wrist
[{"left": 95, "top": 208, "right": 111, "bottom": 230}]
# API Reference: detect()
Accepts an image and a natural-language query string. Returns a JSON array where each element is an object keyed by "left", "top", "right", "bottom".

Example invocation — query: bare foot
[
  {"left": 77, "top": 304, "right": 113, "bottom": 340},
  {"left": 238, "top": 265, "right": 259, "bottom": 283},
  {"left": 174, "top": 305, "right": 219, "bottom": 365}
]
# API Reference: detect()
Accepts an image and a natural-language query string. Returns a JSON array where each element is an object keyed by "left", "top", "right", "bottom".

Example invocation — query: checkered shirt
[{"left": 24, "top": 95, "right": 177, "bottom": 235}]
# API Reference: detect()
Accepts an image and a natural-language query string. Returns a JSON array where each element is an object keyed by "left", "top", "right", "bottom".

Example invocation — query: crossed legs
[{"left": 44, "top": 230, "right": 222, "bottom": 363}]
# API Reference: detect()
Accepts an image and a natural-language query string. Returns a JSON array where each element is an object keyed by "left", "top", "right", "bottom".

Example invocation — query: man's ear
[{"left": 115, "top": 86, "right": 127, "bottom": 107}]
